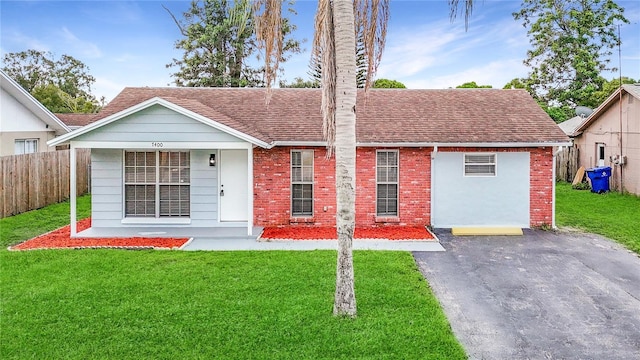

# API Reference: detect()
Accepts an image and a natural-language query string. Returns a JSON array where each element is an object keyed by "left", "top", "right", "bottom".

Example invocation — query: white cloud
[
  {"left": 59, "top": 27, "right": 102, "bottom": 59},
  {"left": 403, "top": 59, "right": 528, "bottom": 89},
  {"left": 1, "top": 30, "right": 50, "bottom": 53}
]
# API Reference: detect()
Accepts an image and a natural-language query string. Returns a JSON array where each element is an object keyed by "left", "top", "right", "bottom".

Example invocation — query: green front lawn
[
  {"left": 0, "top": 198, "right": 465, "bottom": 359},
  {"left": 0, "top": 195, "right": 91, "bottom": 249},
  {"left": 556, "top": 182, "right": 640, "bottom": 254}
]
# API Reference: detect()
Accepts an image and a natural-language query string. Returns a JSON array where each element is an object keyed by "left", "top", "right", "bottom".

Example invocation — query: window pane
[
  {"left": 388, "top": 168, "right": 398, "bottom": 182},
  {"left": 377, "top": 151, "right": 387, "bottom": 166},
  {"left": 388, "top": 184, "right": 397, "bottom": 198},
  {"left": 388, "top": 151, "right": 398, "bottom": 166},
  {"left": 465, "top": 154, "right": 495, "bottom": 164},
  {"left": 125, "top": 152, "right": 135, "bottom": 166},
  {"left": 291, "top": 151, "right": 301, "bottom": 166},
  {"left": 302, "top": 151, "right": 313, "bottom": 166},
  {"left": 159, "top": 152, "right": 170, "bottom": 166},
  {"left": 15, "top": 140, "right": 25, "bottom": 155},
  {"left": 302, "top": 168, "right": 313, "bottom": 182},
  {"left": 377, "top": 167, "right": 387, "bottom": 182},
  {"left": 292, "top": 168, "right": 302, "bottom": 182},
  {"left": 26, "top": 139, "right": 37, "bottom": 153}
]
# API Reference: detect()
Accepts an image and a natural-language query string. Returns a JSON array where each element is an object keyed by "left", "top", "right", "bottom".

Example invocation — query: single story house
[
  {"left": 48, "top": 88, "right": 570, "bottom": 237},
  {"left": 571, "top": 84, "right": 640, "bottom": 195},
  {"left": 0, "top": 69, "right": 70, "bottom": 156}
]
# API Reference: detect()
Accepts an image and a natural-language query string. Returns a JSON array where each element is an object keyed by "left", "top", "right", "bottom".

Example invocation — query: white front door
[{"left": 220, "top": 149, "right": 248, "bottom": 221}]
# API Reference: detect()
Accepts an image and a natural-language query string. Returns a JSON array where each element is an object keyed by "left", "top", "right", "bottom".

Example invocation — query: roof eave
[{"left": 271, "top": 141, "right": 573, "bottom": 148}]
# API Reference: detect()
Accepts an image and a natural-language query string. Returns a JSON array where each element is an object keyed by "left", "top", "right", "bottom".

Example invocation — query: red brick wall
[
  {"left": 529, "top": 147, "right": 554, "bottom": 226},
  {"left": 253, "top": 146, "right": 553, "bottom": 228},
  {"left": 253, "top": 147, "right": 432, "bottom": 227}
]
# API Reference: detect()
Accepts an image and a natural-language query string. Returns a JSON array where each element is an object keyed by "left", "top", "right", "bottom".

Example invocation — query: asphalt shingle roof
[{"left": 92, "top": 87, "right": 569, "bottom": 145}]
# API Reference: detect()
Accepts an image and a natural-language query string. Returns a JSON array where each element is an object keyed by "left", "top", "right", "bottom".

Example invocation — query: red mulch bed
[
  {"left": 9, "top": 218, "right": 190, "bottom": 251},
  {"left": 260, "top": 226, "right": 434, "bottom": 240}
]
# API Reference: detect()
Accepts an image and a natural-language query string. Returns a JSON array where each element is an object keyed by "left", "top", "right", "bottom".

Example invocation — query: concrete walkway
[
  {"left": 414, "top": 229, "right": 640, "bottom": 360},
  {"left": 182, "top": 237, "right": 444, "bottom": 251}
]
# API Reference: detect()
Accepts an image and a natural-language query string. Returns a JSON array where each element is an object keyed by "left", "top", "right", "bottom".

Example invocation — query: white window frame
[
  {"left": 15, "top": 139, "right": 38, "bottom": 154},
  {"left": 464, "top": 153, "right": 497, "bottom": 177},
  {"left": 291, "top": 149, "right": 314, "bottom": 216},
  {"left": 376, "top": 149, "right": 399, "bottom": 216},
  {"left": 123, "top": 150, "right": 191, "bottom": 219}
]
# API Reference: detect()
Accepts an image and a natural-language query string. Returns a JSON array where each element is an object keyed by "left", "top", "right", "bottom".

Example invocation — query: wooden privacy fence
[
  {"left": 556, "top": 146, "right": 579, "bottom": 182},
  {"left": 0, "top": 149, "right": 90, "bottom": 218}
]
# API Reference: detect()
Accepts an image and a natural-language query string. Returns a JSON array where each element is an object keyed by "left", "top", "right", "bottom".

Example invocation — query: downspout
[
  {"left": 430, "top": 145, "right": 438, "bottom": 228},
  {"left": 552, "top": 146, "right": 564, "bottom": 229},
  {"left": 617, "top": 24, "right": 624, "bottom": 193}
]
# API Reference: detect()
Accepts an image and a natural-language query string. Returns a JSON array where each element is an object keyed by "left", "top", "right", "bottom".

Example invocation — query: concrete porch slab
[
  {"left": 182, "top": 238, "right": 445, "bottom": 251},
  {"left": 75, "top": 226, "right": 263, "bottom": 239}
]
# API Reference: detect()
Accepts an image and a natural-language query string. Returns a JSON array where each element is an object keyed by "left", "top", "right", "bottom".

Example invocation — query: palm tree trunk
[{"left": 332, "top": 0, "right": 357, "bottom": 317}]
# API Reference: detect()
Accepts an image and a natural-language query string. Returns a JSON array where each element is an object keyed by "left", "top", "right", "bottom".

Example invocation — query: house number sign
[{"left": 151, "top": 142, "right": 164, "bottom": 148}]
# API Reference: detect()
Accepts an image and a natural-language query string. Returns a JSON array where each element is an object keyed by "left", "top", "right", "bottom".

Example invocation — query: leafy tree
[
  {"left": 513, "top": 0, "right": 628, "bottom": 108},
  {"left": 165, "top": 0, "right": 300, "bottom": 87},
  {"left": 372, "top": 78, "right": 406, "bottom": 88},
  {"left": 585, "top": 76, "right": 637, "bottom": 107},
  {"left": 503, "top": 77, "right": 531, "bottom": 90},
  {"left": 456, "top": 81, "right": 492, "bottom": 88},
  {"left": 32, "top": 84, "right": 99, "bottom": 113},
  {"left": 253, "top": 0, "right": 474, "bottom": 317},
  {"left": 2, "top": 50, "right": 101, "bottom": 113},
  {"left": 279, "top": 77, "right": 320, "bottom": 88},
  {"left": 541, "top": 104, "right": 574, "bottom": 123}
]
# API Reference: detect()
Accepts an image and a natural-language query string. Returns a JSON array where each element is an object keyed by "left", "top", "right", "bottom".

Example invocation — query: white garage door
[{"left": 432, "top": 152, "right": 530, "bottom": 228}]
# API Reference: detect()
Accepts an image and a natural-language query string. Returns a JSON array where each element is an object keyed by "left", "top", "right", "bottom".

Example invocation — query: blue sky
[{"left": 2, "top": 0, "right": 639, "bottom": 102}]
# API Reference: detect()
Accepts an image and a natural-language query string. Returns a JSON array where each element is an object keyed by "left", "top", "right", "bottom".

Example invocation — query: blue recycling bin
[{"left": 586, "top": 166, "right": 611, "bottom": 193}]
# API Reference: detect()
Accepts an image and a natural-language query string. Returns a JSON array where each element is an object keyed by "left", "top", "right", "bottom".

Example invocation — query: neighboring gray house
[
  {"left": 49, "top": 88, "right": 570, "bottom": 238},
  {"left": 0, "top": 70, "right": 70, "bottom": 156}
]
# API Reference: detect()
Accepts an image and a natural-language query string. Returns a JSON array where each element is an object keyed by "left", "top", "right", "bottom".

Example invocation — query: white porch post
[
  {"left": 247, "top": 146, "right": 253, "bottom": 236},
  {"left": 70, "top": 143, "right": 77, "bottom": 236}
]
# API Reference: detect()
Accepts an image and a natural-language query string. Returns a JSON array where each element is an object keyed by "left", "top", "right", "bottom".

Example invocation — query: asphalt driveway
[{"left": 414, "top": 229, "right": 640, "bottom": 360}]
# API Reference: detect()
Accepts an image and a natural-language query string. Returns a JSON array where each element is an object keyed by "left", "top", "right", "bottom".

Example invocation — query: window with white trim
[
  {"left": 291, "top": 150, "right": 313, "bottom": 216},
  {"left": 124, "top": 151, "right": 190, "bottom": 218},
  {"left": 377, "top": 150, "right": 398, "bottom": 216},
  {"left": 464, "top": 154, "right": 496, "bottom": 176},
  {"left": 15, "top": 139, "right": 38, "bottom": 154}
]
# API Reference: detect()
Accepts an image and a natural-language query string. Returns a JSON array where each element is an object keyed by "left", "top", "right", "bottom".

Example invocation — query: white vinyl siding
[
  {"left": 124, "top": 151, "right": 190, "bottom": 218},
  {"left": 291, "top": 150, "right": 313, "bottom": 216},
  {"left": 464, "top": 154, "right": 496, "bottom": 176},
  {"left": 14, "top": 139, "right": 38, "bottom": 154},
  {"left": 377, "top": 150, "right": 399, "bottom": 216}
]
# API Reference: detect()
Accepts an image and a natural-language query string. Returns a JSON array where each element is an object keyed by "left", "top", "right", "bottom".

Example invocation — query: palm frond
[
  {"left": 313, "top": 0, "right": 336, "bottom": 157},
  {"left": 253, "top": 0, "right": 283, "bottom": 102},
  {"left": 448, "top": 0, "right": 474, "bottom": 30}
]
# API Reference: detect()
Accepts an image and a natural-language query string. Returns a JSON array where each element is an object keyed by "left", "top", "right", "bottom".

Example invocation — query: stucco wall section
[{"left": 573, "top": 92, "right": 640, "bottom": 194}]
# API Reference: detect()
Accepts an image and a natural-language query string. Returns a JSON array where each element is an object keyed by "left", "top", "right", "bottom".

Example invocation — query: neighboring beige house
[
  {"left": 572, "top": 84, "right": 640, "bottom": 194},
  {"left": 0, "top": 70, "right": 70, "bottom": 156}
]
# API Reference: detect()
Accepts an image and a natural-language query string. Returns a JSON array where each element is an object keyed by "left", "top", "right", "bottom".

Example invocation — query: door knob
[{"left": 220, "top": 184, "right": 224, "bottom": 196}]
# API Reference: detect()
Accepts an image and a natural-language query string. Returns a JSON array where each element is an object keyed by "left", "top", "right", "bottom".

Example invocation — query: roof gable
[
  {"left": 48, "top": 97, "right": 269, "bottom": 147},
  {"left": 0, "top": 69, "right": 70, "bottom": 134},
  {"left": 575, "top": 84, "right": 640, "bottom": 134}
]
